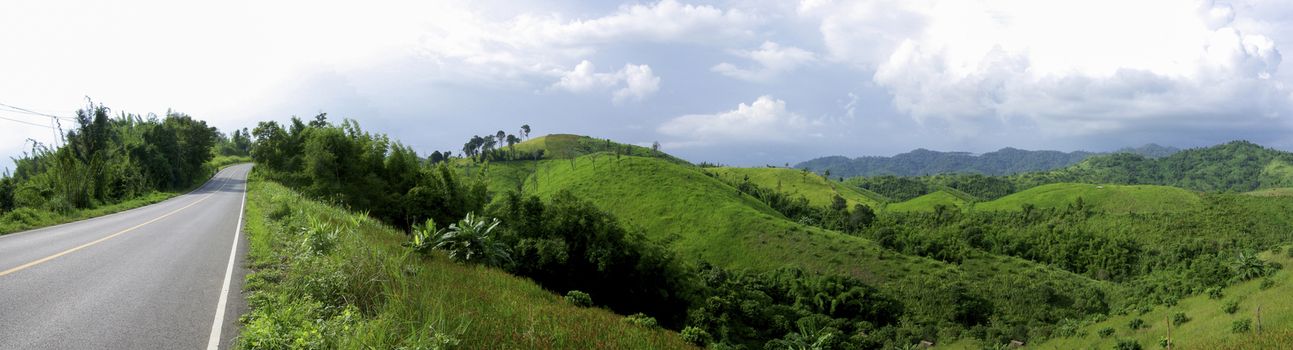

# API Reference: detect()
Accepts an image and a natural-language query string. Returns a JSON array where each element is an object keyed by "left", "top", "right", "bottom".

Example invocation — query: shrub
[
  {"left": 1231, "top": 318, "right": 1252, "bottom": 333},
  {"left": 1158, "top": 337, "right": 1171, "bottom": 349},
  {"left": 1205, "top": 287, "right": 1224, "bottom": 300},
  {"left": 268, "top": 201, "right": 292, "bottom": 220},
  {"left": 1260, "top": 278, "right": 1276, "bottom": 290},
  {"left": 624, "top": 313, "right": 658, "bottom": 328},
  {"left": 1171, "top": 312, "right": 1190, "bottom": 326},
  {"left": 1286, "top": 246, "right": 1293, "bottom": 258},
  {"left": 302, "top": 215, "right": 339, "bottom": 255},
  {"left": 681, "top": 326, "right": 711, "bottom": 346},
  {"left": 564, "top": 290, "right": 593, "bottom": 307},
  {"left": 1223, "top": 300, "right": 1240, "bottom": 314},
  {"left": 1098, "top": 327, "right": 1115, "bottom": 338},
  {"left": 1114, "top": 339, "right": 1143, "bottom": 350},
  {"left": 1128, "top": 318, "right": 1145, "bottom": 330}
]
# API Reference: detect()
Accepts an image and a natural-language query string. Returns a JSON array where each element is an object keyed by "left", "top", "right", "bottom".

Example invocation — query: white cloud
[
  {"left": 712, "top": 41, "right": 817, "bottom": 81},
  {"left": 805, "top": 0, "right": 1293, "bottom": 136},
  {"left": 550, "top": 60, "right": 660, "bottom": 103},
  {"left": 658, "top": 95, "right": 820, "bottom": 147},
  {"left": 420, "top": 0, "right": 757, "bottom": 86}
]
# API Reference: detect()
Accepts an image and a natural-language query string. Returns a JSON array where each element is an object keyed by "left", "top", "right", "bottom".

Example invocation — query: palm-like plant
[
  {"left": 433, "top": 213, "right": 511, "bottom": 267},
  {"left": 1231, "top": 252, "right": 1273, "bottom": 282},
  {"left": 405, "top": 218, "right": 441, "bottom": 255}
]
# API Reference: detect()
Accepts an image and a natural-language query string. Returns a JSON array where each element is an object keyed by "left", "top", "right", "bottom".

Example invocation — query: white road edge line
[{"left": 207, "top": 166, "right": 247, "bottom": 350}]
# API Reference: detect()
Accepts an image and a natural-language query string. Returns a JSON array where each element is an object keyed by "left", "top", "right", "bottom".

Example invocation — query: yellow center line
[{"left": 0, "top": 172, "right": 234, "bottom": 278}]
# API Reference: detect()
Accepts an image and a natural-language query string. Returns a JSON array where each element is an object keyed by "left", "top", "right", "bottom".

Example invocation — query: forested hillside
[
  {"left": 796, "top": 144, "right": 1178, "bottom": 178},
  {"left": 1012, "top": 141, "right": 1293, "bottom": 192}
]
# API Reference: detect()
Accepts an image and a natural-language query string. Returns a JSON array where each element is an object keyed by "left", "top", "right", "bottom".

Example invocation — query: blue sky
[{"left": 3, "top": 0, "right": 1293, "bottom": 169}]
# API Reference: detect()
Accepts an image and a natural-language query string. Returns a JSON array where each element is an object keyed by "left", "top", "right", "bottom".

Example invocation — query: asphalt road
[{"left": 0, "top": 164, "right": 253, "bottom": 350}]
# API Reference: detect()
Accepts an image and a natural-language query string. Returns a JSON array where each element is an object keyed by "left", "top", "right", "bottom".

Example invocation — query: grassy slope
[
  {"left": 708, "top": 167, "right": 882, "bottom": 208},
  {"left": 1035, "top": 248, "right": 1293, "bottom": 350},
  {"left": 887, "top": 190, "right": 967, "bottom": 212},
  {"left": 525, "top": 154, "right": 912, "bottom": 281},
  {"left": 976, "top": 183, "right": 1202, "bottom": 213},
  {"left": 240, "top": 178, "right": 692, "bottom": 349},
  {"left": 481, "top": 154, "right": 1111, "bottom": 332}
]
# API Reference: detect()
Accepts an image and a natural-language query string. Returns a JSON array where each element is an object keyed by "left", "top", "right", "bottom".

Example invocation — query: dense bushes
[
  {"left": 0, "top": 102, "right": 220, "bottom": 222},
  {"left": 490, "top": 190, "right": 697, "bottom": 328},
  {"left": 251, "top": 115, "right": 489, "bottom": 229}
]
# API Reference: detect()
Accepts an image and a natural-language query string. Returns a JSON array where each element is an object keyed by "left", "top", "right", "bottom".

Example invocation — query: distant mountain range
[{"left": 796, "top": 144, "right": 1181, "bottom": 177}]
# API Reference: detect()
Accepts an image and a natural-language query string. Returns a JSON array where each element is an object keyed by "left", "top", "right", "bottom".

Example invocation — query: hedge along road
[{"left": 0, "top": 164, "right": 252, "bottom": 350}]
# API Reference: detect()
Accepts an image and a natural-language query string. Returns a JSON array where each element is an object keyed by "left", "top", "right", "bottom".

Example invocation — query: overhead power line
[
  {"left": 0, "top": 102, "right": 71, "bottom": 120},
  {"left": 0, "top": 114, "right": 55, "bottom": 129}
]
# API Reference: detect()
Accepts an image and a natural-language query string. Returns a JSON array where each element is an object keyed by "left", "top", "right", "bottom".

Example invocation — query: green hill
[
  {"left": 887, "top": 190, "right": 967, "bottom": 212},
  {"left": 976, "top": 183, "right": 1202, "bottom": 213},
  {"left": 1011, "top": 141, "right": 1293, "bottom": 192},
  {"left": 475, "top": 153, "right": 1111, "bottom": 341},
  {"left": 513, "top": 134, "right": 688, "bottom": 164},
  {"left": 707, "top": 167, "right": 882, "bottom": 208}
]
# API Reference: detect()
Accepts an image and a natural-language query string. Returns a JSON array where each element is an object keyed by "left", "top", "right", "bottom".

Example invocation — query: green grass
[
  {"left": 886, "top": 190, "right": 967, "bottom": 212},
  {"left": 1035, "top": 248, "right": 1293, "bottom": 350},
  {"left": 239, "top": 177, "right": 693, "bottom": 349},
  {"left": 707, "top": 167, "right": 882, "bottom": 208},
  {"left": 976, "top": 183, "right": 1202, "bottom": 213},
  {"left": 523, "top": 154, "right": 905, "bottom": 282}
]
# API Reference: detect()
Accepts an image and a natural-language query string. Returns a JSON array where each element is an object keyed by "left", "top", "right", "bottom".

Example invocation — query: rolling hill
[
  {"left": 797, "top": 144, "right": 1178, "bottom": 178},
  {"left": 1011, "top": 141, "right": 1293, "bottom": 192},
  {"left": 706, "top": 167, "right": 883, "bottom": 208},
  {"left": 975, "top": 183, "right": 1202, "bottom": 213},
  {"left": 472, "top": 150, "right": 1112, "bottom": 343}
]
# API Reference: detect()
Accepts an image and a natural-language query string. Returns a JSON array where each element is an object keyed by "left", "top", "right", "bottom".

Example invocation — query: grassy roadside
[
  {"left": 238, "top": 176, "right": 693, "bottom": 349},
  {"left": 0, "top": 156, "right": 252, "bottom": 235}
]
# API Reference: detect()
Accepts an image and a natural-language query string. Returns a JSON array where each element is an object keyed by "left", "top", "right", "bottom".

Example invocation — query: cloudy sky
[{"left": 3, "top": 0, "right": 1293, "bottom": 169}]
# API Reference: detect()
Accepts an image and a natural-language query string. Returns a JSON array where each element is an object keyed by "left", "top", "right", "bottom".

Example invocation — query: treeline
[
  {"left": 1011, "top": 141, "right": 1293, "bottom": 192},
  {"left": 848, "top": 173, "right": 1016, "bottom": 202},
  {"left": 845, "top": 141, "right": 1293, "bottom": 203},
  {"left": 460, "top": 125, "right": 542, "bottom": 162},
  {"left": 0, "top": 103, "right": 221, "bottom": 219},
  {"left": 797, "top": 144, "right": 1180, "bottom": 178}
]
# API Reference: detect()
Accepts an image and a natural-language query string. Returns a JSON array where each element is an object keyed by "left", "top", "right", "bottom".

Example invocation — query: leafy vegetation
[
  {"left": 0, "top": 102, "right": 241, "bottom": 235},
  {"left": 238, "top": 178, "right": 692, "bottom": 349}
]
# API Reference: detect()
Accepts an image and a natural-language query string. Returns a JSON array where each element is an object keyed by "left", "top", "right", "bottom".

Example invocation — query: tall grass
[{"left": 238, "top": 176, "right": 692, "bottom": 349}]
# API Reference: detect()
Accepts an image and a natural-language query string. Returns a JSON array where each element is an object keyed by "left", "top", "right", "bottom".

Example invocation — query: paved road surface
[{"left": 0, "top": 164, "right": 252, "bottom": 349}]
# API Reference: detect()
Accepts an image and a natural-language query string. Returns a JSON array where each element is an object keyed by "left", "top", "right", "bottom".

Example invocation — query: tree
[
  {"left": 846, "top": 204, "right": 875, "bottom": 232},
  {"left": 496, "top": 130, "right": 506, "bottom": 144},
  {"left": 521, "top": 124, "right": 531, "bottom": 139},
  {"left": 652, "top": 141, "right": 660, "bottom": 153},
  {"left": 506, "top": 134, "right": 521, "bottom": 156}
]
